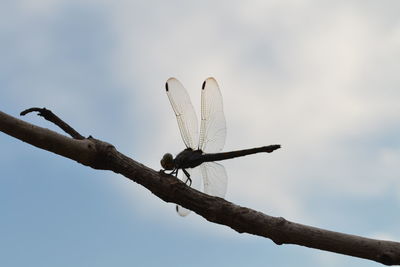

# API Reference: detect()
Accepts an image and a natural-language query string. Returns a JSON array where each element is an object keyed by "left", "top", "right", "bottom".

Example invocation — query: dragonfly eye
[{"left": 161, "top": 153, "right": 174, "bottom": 170}]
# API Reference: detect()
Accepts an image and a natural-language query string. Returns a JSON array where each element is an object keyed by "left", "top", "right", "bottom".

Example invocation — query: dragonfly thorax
[{"left": 173, "top": 148, "right": 204, "bottom": 169}]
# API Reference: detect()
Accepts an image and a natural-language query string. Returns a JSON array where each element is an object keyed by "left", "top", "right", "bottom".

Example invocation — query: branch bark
[{"left": 0, "top": 109, "right": 399, "bottom": 265}]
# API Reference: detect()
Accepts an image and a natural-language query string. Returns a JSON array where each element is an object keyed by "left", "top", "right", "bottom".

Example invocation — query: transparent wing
[
  {"left": 198, "top": 77, "right": 227, "bottom": 153},
  {"left": 166, "top": 78, "right": 199, "bottom": 149},
  {"left": 201, "top": 162, "right": 228, "bottom": 198},
  {"left": 176, "top": 167, "right": 202, "bottom": 217}
]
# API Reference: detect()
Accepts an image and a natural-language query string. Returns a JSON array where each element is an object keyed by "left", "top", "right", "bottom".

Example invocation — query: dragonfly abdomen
[{"left": 201, "top": 145, "right": 281, "bottom": 163}]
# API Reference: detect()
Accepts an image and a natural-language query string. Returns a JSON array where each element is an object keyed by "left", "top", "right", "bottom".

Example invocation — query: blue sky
[{"left": 1, "top": 0, "right": 400, "bottom": 266}]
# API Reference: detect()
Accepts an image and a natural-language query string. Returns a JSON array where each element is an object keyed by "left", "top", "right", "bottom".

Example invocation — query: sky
[{"left": 1, "top": 0, "right": 400, "bottom": 266}]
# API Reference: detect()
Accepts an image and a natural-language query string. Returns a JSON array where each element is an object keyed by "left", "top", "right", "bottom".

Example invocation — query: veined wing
[
  {"left": 198, "top": 78, "right": 226, "bottom": 153},
  {"left": 176, "top": 167, "right": 202, "bottom": 217},
  {"left": 177, "top": 163, "right": 227, "bottom": 216},
  {"left": 201, "top": 162, "right": 228, "bottom": 197},
  {"left": 166, "top": 78, "right": 199, "bottom": 150}
]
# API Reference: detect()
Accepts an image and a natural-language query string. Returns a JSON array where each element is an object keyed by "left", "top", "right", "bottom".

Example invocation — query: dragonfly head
[{"left": 161, "top": 153, "right": 174, "bottom": 170}]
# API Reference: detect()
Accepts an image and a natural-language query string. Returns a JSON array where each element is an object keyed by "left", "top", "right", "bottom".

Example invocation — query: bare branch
[
  {"left": 20, "top": 107, "right": 85, "bottom": 139},
  {"left": 0, "top": 109, "right": 399, "bottom": 265}
]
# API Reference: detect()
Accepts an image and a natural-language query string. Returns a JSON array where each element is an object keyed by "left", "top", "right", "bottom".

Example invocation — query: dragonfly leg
[
  {"left": 167, "top": 169, "right": 178, "bottom": 177},
  {"left": 182, "top": 169, "right": 192, "bottom": 187}
]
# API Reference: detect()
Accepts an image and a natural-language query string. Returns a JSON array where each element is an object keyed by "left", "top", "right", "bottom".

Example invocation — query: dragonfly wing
[
  {"left": 201, "top": 162, "right": 228, "bottom": 198},
  {"left": 176, "top": 204, "right": 191, "bottom": 217},
  {"left": 166, "top": 78, "right": 199, "bottom": 150},
  {"left": 176, "top": 166, "right": 202, "bottom": 216},
  {"left": 198, "top": 78, "right": 227, "bottom": 153}
]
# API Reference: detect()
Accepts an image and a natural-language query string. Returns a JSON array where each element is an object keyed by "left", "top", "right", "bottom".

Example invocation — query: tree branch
[{"left": 0, "top": 109, "right": 399, "bottom": 265}]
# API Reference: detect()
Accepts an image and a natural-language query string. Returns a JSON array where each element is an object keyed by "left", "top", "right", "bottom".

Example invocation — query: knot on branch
[
  {"left": 87, "top": 136, "right": 117, "bottom": 170},
  {"left": 378, "top": 252, "right": 396, "bottom": 266},
  {"left": 270, "top": 217, "right": 289, "bottom": 245},
  {"left": 276, "top": 216, "right": 287, "bottom": 226}
]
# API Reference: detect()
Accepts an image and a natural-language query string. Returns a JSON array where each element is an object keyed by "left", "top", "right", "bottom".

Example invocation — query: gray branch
[{"left": 0, "top": 110, "right": 399, "bottom": 265}]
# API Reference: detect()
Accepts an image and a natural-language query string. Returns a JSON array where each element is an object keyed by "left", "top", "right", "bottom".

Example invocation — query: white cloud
[{"left": 98, "top": 1, "right": 400, "bottom": 231}]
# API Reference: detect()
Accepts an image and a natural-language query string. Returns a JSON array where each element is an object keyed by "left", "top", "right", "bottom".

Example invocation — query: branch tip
[{"left": 20, "top": 107, "right": 85, "bottom": 140}]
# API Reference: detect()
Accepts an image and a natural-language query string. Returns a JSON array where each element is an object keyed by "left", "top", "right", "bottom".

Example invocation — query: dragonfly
[{"left": 161, "top": 77, "right": 280, "bottom": 216}]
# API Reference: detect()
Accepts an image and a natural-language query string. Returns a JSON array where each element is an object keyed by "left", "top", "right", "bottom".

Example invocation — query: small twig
[{"left": 20, "top": 107, "right": 85, "bottom": 140}]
